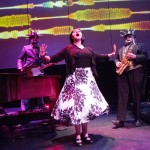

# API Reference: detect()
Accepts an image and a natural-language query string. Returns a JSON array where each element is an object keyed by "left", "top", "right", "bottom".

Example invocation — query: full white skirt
[{"left": 51, "top": 67, "right": 109, "bottom": 125}]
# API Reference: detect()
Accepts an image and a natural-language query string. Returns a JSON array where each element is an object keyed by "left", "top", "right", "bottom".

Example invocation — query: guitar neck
[{"left": 40, "top": 63, "right": 56, "bottom": 70}]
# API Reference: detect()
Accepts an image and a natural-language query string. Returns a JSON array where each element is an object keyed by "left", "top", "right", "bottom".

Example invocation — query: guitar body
[
  {"left": 31, "top": 67, "right": 44, "bottom": 76},
  {"left": 25, "top": 66, "right": 44, "bottom": 77},
  {"left": 24, "top": 63, "right": 56, "bottom": 77}
]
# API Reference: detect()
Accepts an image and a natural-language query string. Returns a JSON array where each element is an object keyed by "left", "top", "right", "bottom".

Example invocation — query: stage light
[{"left": 45, "top": 104, "right": 50, "bottom": 109}]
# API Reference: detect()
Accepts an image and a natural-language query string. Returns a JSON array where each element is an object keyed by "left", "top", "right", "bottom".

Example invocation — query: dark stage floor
[{"left": 0, "top": 106, "right": 150, "bottom": 150}]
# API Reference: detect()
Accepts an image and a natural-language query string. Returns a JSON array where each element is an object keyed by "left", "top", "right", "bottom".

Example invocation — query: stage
[
  {"left": 0, "top": 67, "right": 150, "bottom": 149},
  {"left": 0, "top": 106, "right": 150, "bottom": 150}
]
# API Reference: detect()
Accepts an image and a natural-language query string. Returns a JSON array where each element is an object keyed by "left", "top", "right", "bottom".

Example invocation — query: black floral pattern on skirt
[{"left": 51, "top": 67, "right": 109, "bottom": 125}]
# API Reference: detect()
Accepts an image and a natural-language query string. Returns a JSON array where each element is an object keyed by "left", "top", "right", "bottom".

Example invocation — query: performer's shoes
[
  {"left": 112, "top": 120, "right": 124, "bottom": 129},
  {"left": 81, "top": 133, "right": 93, "bottom": 144},
  {"left": 135, "top": 120, "right": 142, "bottom": 127},
  {"left": 75, "top": 135, "right": 83, "bottom": 147}
]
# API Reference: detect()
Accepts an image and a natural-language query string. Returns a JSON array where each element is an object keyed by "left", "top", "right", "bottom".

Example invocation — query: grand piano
[
  {"left": 0, "top": 73, "right": 62, "bottom": 103},
  {"left": 0, "top": 73, "right": 62, "bottom": 126}
]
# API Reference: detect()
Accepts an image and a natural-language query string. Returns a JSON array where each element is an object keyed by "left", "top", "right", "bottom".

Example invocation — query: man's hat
[
  {"left": 27, "top": 29, "right": 42, "bottom": 40},
  {"left": 120, "top": 29, "right": 136, "bottom": 39}
]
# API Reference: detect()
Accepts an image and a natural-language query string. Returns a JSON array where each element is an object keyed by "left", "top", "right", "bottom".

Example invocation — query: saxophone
[{"left": 116, "top": 43, "right": 135, "bottom": 75}]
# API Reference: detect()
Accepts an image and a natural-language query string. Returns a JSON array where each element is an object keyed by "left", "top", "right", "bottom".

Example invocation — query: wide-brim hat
[
  {"left": 26, "top": 29, "right": 43, "bottom": 39},
  {"left": 120, "top": 29, "right": 136, "bottom": 39}
]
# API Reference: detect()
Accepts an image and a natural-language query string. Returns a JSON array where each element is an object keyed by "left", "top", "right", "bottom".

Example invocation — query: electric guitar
[{"left": 25, "top": 62, "right": 56, "bottom": 77}]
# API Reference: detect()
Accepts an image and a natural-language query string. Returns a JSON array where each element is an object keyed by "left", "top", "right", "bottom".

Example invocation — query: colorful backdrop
[{"left": 0, "top": 0, "right": 150, "bottom": 68}]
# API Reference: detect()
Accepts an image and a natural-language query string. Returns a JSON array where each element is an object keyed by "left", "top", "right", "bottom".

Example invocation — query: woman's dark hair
[{"left": 69, "top": 28, "right": 85, "bottom": 44}]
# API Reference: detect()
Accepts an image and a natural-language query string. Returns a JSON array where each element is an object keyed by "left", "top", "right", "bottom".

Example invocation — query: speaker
[{"left": 0, "top": 106, "right": 6, "bottom": 117}]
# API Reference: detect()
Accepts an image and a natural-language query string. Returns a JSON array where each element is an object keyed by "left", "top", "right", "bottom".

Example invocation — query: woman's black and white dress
[{"left": 51, "top": 45, "right": 109, "bottom": 125}]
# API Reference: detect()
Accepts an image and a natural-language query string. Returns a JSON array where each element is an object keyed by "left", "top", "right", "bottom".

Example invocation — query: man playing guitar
[{"left": 17, "top": 30, "right": 48, "bottom": 111}]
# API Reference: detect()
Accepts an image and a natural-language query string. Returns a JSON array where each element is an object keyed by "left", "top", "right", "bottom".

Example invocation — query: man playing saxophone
[{"left": 112, "top": 29, "right": 148, "bottom": 128}]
